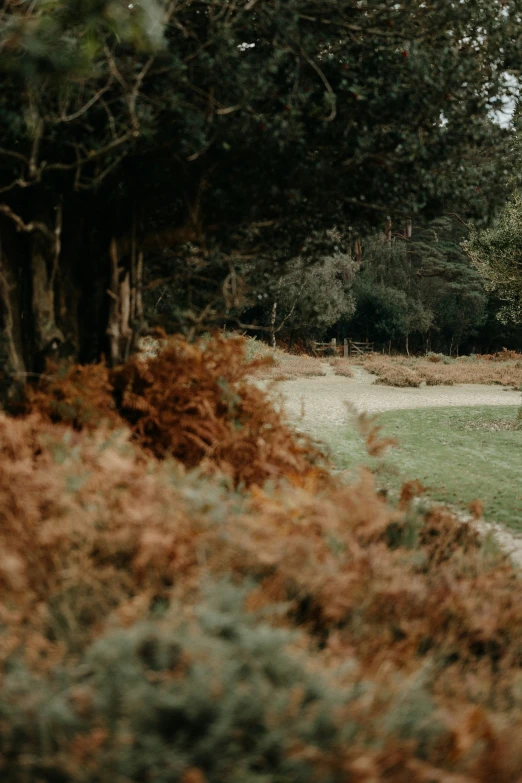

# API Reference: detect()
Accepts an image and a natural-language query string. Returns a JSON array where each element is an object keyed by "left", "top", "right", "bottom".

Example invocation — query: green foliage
[
  {"left": 349, "top": 279, "right": 411, "bottom": 344},
  {"left": 1, "top": 0, "right": 522, "bottom": 379},
  {"left": 347, "top": 217, "right": 487, "bottom": 351},
  {"left": 465, "top": 192, "right": 522, "bottom": 324},
  {"left": 0, "top": 582, "right": 352, "bottom": 783},
  {"left": 241, "top": 241, "right": 356, "bottom": 342}
]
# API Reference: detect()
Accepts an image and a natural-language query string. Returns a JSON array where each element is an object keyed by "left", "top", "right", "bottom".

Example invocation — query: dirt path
[
  {"left": 274, "top": 363, "right": 522, "bottom": 567},
  {"left": 277, "top": 363, "right": 521, "bottom": 429}
]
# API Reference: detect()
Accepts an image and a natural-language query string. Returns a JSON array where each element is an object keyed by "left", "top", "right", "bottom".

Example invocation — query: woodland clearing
[{"left": 271, "top": 355, "right": 522, "bottom": 529}]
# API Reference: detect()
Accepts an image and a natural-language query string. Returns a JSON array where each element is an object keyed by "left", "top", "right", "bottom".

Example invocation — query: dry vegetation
[
  {"left": 260, "top": 353, "right": 327, "bottom": 381},
  {"left": 244, "top": 337, "right": 327, "bottom": 381},
  {"left": 22, "top": 334, "right": 323, "bottom": 488},
  {"left": 4, "top": 336, "right": 522, "bottom": 779},
  {"left": 358, "top": 350, "right": 522, "bottom": 388},
  {"left": 142, "top": 334, "right": 328, "bottom": 382},
  {"left": 329, "top": 357, "right": 354, "bottom": 377}
]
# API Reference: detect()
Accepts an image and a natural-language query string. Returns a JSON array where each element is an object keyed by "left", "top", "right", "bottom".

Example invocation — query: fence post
[
  {"left": 344, "top": 338, "right": 348, "bottom": 358},
  {"left": 331, "top": 338, "right": 336, "bottom": 352}
]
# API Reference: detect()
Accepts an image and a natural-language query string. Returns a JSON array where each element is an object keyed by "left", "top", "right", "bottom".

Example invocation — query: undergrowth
[
  {"left": 359, "top": 353, "right": 522, "bottom": 388},
  {"left": 3, "top": 336, "right": 522, "bottom": 779},
  {"left": 22, "top": 334, "right": 324, "bottom": 487},
  {"left": 329, "top": 358, "right": 354, "bottom": 377},
  {"left": 245, "top": 337, "right": 327, "bottom": 381}
]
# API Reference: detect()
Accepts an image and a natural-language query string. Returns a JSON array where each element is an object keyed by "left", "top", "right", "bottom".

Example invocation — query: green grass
[{"left": 306, "top": 406, "right": 522, "bottom": 531}]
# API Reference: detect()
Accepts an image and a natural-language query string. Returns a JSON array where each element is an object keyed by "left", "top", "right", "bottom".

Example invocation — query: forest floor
[{"left": 272, "top": 362, "right": 522, "bottom": 563}]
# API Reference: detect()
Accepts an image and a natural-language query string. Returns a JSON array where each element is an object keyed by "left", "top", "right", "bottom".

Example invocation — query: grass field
[{"left": 306, "top": 405, "right": 522, "bottom": 531}]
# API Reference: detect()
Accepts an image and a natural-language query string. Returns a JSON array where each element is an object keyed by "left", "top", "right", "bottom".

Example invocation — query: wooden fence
[
  {"left": 346, "top": 340, "right": 374, "bottom": 357},
  {"left": 312, "top": 339, "right": 374, "bottom": 358}
]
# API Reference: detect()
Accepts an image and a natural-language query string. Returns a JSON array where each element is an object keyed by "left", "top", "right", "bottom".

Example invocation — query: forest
[{"left": 3, "top": 1, "right": 522, "bottom": 781}]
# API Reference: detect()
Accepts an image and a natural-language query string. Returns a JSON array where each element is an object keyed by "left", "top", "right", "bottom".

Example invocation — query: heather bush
[
  {"left": 3, "top": 410, "right": 522, "bottom": 778},
  {"left": 329, "top": 358, "right": 354, "bottom": 378},
  {"left": 369, "top": 360, "right": 422, "bottom": 387},
  {"left": 260, "top": 355, "right": 327, "bottom": 381},
  {"left": 7, "top": 330, "right": 522, "bottom": 779},
  {"left": 360, "top": 354, "right": 522, "bottom": 387},
  {"left": 0, "top": 583, "right": 356, "bottom": 783},
  {"left": 23, "top": 363, "right": 120, "bottom": 429},
  {"left": 244, "top": 339, "right": 327, "bottom": 381}
]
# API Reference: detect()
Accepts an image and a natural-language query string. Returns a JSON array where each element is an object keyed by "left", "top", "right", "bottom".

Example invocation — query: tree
[
  {"left": 239, "top": 234, "right": 356, "bottom": 347},
  {"left": 409, "top": 217, "right": 488, "bottom": 353},
  {"left": 1, "top": 0, "right": 522, "bottom": 401},
  {"left": 348, "top": 280, "right": 410, "bottom": 348},
  {"left": 464, "top": 192, "right": 522, "bottom": 324},
  {"left": 345, "top": 216, "right": 487, "bottom": 353}
]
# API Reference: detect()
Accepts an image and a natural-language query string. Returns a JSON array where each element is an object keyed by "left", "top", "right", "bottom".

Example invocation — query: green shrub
[{"left": 0, "top": 583, "right": 356, "bottom": 783}]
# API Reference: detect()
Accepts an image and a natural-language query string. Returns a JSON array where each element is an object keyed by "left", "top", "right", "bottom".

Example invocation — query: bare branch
[
  {"left": 76, "top": 151, "right": 127, "bottom": 190},
  {"left": 0, "top": 203, "right": 53, "bottom": 237},
  {"left": 28, "top": 110, "right": 44, "bottom": 180},
  {"left": 215, "top": 104, "right": 242, "bottom": 115},
  {"left": 342, "top": 196, "right": 395, "bottom": 214},
  {"left": 187, "top": 134, "right": 217, "bottom": 161},
  {"left": 99, "top": 96, "right": 117, "bottom": 139},
  {"left": 44, "top": 130, "right": 134, "bottom": 173},
  {"left": 104, "top": 45, "right": 129, "bottom": 92},
  {"left": 0, "top": 177, "right": 31, "bottom": 194},
  {"left": 128, "top": 55, "right": 155, "bottom": 131},
  {"left": 53, "top": 78, "right": 114, "bottom": 123},
  {"left": 0, "top": 147, "right": 29, "bottom": 164},
  {"left": 299, "top": 45, "right": 337, "bottom": 122},
  {"left": 444, "top": 211, "right": 470, "bottom": 228},
  {"left": 50, "top": 202, "right": 62, "bottom": 290},
  {"left": 234, "top": 319, "right": 272, "bottom": 333}
]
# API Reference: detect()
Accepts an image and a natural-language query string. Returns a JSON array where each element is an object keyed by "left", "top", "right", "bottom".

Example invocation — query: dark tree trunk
[
  {"left": 0, "top": 219, "right": 26, "bottom": 402},
  {"left": 0, "top": 193, "right": 145, "bottom": 408}
]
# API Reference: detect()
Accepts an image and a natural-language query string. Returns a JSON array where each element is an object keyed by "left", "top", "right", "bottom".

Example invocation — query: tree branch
[
  {"left": 52, "top": 78, "right": 114, "bottom": 123},
  {"left": 0, "top": 177, "right": 31, "bottom": 194},
  {"left": 0, "top": 204, "right": 53, "bottom": 238}
]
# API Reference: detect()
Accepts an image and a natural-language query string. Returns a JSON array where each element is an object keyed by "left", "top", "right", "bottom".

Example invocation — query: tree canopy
[
  {"left": 345, "top": 216, "right": 488, "bottom": 353},
  {"left": 1, "top": 0, "right": 522, "bottom": 394},
  {"left": 465, "top": 191, "right": 522, "bottom": 324}
]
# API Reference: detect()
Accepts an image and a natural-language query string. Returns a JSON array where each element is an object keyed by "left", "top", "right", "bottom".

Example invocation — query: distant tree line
[
  {"left": 225, "top": 214, "right": 522, "bottom": 356},
  {"left": 149, "top": 210, "right": 522, "bottom": 356}
]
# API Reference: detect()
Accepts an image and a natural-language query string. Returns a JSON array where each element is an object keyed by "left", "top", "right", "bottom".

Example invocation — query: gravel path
[
  {"left": 275, "top": 363, "right": 522, "bottom": 567},
  {"left": 277, "top": 363, "right": 521, "bottom": 428}
]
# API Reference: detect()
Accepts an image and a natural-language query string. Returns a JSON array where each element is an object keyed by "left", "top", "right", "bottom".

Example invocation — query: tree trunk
[
  {"left": 0, "top": 195, "right": 146, "bottom": 408},
  {"left": 270, "top": 300, "right": 278, "bottom": 348},
  {"left": 405, "top": 333, "right": 409, "bottom": 356},
  {"left": 0, "top": 221, "right": 26, "bottom": 403}
]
